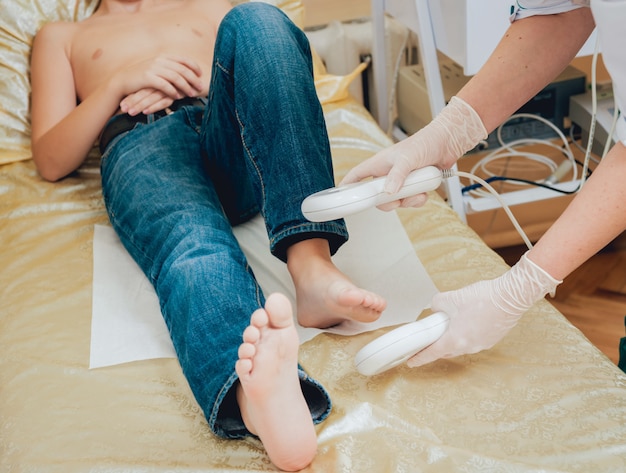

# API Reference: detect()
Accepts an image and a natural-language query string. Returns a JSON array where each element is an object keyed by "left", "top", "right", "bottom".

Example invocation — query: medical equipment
[
  {"left": 354, "top": 311, "right": 449, "bottom": 376},
  {"left": 303, "top": 167, "right": 533, "bottom": 248},
  {"left": 301, "top": 166, "right": 442, "bottom": 222},
  {"left": 302, "top": 166, "right": 536, "bottom": 375}
]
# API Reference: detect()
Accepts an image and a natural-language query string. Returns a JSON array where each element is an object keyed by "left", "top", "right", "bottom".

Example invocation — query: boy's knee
[
  {"left": 230, "top": 2, "right": 285, "bottom": 21},
  {"left": 225, "top": 2, "right": 300, "bottom": 39}
]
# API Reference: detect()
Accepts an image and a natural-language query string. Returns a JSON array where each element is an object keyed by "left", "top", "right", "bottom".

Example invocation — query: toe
[
  {"left": 235, "top": 358, "right": 253, "bottom": 377},
  {"left": 238, "top": 342, "right": 256, "bottom": 359},
  {"left": 265, "top": 293, "right": 293, "bottom": 329},
  {"left": 242, "top": 325, "right": 261, "bottom": 344},
  {"left": 250, "top": 308, "right": 269, "bottom": 330}
]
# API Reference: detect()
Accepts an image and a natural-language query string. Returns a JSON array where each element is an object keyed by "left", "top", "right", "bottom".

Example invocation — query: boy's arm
[
  {"left": 30, "top": 23, "right": 205, "bottom": 181},
  {"left": 30, "top": 23, "right": 124, "bottom": 181}
]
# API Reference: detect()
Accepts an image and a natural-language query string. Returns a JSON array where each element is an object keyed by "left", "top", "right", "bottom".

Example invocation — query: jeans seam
[
  {"left": 235, "top": 108, "right": 267, "bottom": 218},
  {"left": 269, "top": 222, "right": 349, "bottom": 249},
  {"left": 209, "top": 371, "right": 240, "bottom": 436}
]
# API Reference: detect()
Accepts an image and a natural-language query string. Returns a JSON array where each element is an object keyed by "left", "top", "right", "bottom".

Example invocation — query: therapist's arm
[
  {"left": 341, "top": 7, "right": 596, "bottom": 198},
  {"left": 459, "top": 7, "right": 595, "bottom": 133}
]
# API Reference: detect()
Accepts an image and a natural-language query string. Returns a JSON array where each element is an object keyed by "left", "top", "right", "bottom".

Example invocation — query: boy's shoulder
[{"left": 34, "top": 20, "right": 79, "bottom": 49}]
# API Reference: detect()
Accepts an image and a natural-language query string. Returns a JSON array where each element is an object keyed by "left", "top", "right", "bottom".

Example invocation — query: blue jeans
[{"left": 100, "top": 3, "right": 346, "bottom": 438}]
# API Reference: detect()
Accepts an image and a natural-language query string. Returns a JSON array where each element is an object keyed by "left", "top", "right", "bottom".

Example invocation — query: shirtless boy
[{"left": 30, "top": 0, "right": 386, "bottom": 470}]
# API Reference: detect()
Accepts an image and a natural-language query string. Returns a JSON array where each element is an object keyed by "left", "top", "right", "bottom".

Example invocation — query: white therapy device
[
  {"left": 301, "top": 166, "right": 443, "bottom": 222},
  {"left": 355, "top": 312, "right": 450, "bottom": 376}
]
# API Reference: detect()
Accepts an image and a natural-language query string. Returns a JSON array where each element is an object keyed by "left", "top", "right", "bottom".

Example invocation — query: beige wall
[{"left": 302, "top": 0, "right": 370, "bottom": 27}]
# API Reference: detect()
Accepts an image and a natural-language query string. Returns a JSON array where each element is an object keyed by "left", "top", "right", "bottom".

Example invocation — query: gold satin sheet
[{"left": 2, "top": 1, "right": 626, "bottom": 471}]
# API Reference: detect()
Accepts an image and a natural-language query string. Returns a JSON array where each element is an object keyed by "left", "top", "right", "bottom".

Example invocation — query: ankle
[{"left": 286, "top": 239, "right": 331, "bottom": 276}]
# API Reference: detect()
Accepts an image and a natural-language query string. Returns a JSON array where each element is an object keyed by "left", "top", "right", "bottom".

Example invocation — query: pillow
[
  {"left": 0, "top": 0, "right": 99, "bottom": 165},
  {"left": 0, "top": 0, "right": 359, "bottom": 166},
  {"left": 251, "top": 0, "right": 367, "bottom": 104}
]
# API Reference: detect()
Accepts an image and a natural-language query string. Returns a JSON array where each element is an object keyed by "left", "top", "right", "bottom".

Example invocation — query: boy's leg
[
  {"left": 99, "top": 112, "right": 329, "bottom": 446},
  {"left": 203, "top": 3, "right": 386, "bottom": 328}
]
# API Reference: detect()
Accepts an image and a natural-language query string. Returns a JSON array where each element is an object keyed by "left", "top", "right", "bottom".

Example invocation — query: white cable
[
  {"left": 569, "top": 125, "right": 601, "bottom": 164},
  {"left": 436, "top": 34, "right": 611, "bottom": 255},
  {"left": 467, "top": 33, "right": 606, "bottom": 198},
  {"left": 467, "top": 112, "right": 577, "bottom": 198},
  {"left": 387, "top": 25, "right": 411, "bottom": 135},
  {"left": 579, "top": 34, "right": 601, "bottom": 190},
  {"left": 442, "top": 169, "right": 534, "bottom": 250},
  {"left": 602, "top": 94, "right": 620, "bottom": 159},
  {"left": 446, "top": 35, "right": 602, "bottom": 253},
  {"left": 569, "top": 124, "right": 587, "bottom": 154}
]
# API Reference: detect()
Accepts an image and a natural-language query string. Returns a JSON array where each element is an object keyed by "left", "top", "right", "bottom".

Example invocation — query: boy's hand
[
  {"left": 120, "top": 88, "right": 175, "bottom": 116},
  {"left": 115, "top": 55, "right": 205, "bottom": 114}
]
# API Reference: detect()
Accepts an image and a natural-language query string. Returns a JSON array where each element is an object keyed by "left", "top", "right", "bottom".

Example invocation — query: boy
[{"left": 30, "top": 1, "right": 386, "bottom": 470}]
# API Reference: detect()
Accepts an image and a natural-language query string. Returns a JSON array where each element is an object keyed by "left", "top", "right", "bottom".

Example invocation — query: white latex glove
[
  {"left": 408, "top": 252, "right": 561, "bottom": 367},
  {"left": 340, "top": 96, "right": 487, "bottom": 209}
]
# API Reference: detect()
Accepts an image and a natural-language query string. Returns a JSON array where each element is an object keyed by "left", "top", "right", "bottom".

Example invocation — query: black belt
[{"left": 98, "top": 97, "right": 205, "bottom": 154}]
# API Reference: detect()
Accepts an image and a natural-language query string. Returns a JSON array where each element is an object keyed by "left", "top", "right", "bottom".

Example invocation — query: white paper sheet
[{"left": 90, "top": 208, "right": 438, "bottom": 369}]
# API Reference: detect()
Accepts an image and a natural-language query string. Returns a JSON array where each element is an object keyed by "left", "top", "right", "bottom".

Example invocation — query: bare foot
[
  {"left": 235, "top": 293, "right": 317, "bottom": 472},
  {"left": 287, "top": 240, "right": 387, "bottom": 328}
]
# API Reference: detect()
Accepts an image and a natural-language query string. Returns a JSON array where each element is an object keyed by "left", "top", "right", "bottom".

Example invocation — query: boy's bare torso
[{"left": 66, "top": 0, "right": 230, "bottom": 102}]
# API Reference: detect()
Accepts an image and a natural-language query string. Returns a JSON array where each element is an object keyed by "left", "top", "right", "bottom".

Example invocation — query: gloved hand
[
  {"left": 407, "top": 252, "right": 561, "bottom": 368},
  {"left": 340, "top": 96, "right": 487, "bottom": 209}
]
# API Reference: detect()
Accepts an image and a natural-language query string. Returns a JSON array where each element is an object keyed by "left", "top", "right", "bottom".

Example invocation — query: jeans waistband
[{"left": 98, "top": 97, "right": 205, "bottom": 154}]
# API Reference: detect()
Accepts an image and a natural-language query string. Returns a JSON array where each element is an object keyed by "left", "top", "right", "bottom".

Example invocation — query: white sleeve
[
  {"left": 510, "top": 0, "right": 589, "bottom": 22},
  {"left": 592, "top": 0, "right": 626, "bottom": 145}
]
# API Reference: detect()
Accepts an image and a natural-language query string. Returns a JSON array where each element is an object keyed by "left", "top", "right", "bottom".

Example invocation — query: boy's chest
[
  {"left": 73, "top": 9, "right": 215, "bottom": 63},
  {"left": 70, "top": 10, "right": 215, "bottom": 99}
]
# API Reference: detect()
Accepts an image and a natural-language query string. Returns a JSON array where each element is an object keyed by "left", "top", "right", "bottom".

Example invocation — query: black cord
[
  {"left": 461, "top": 176, "right": 581, "bottom": 195},
  {"left": 462, "top": 152, "right": 595, "bottom": 195}
]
